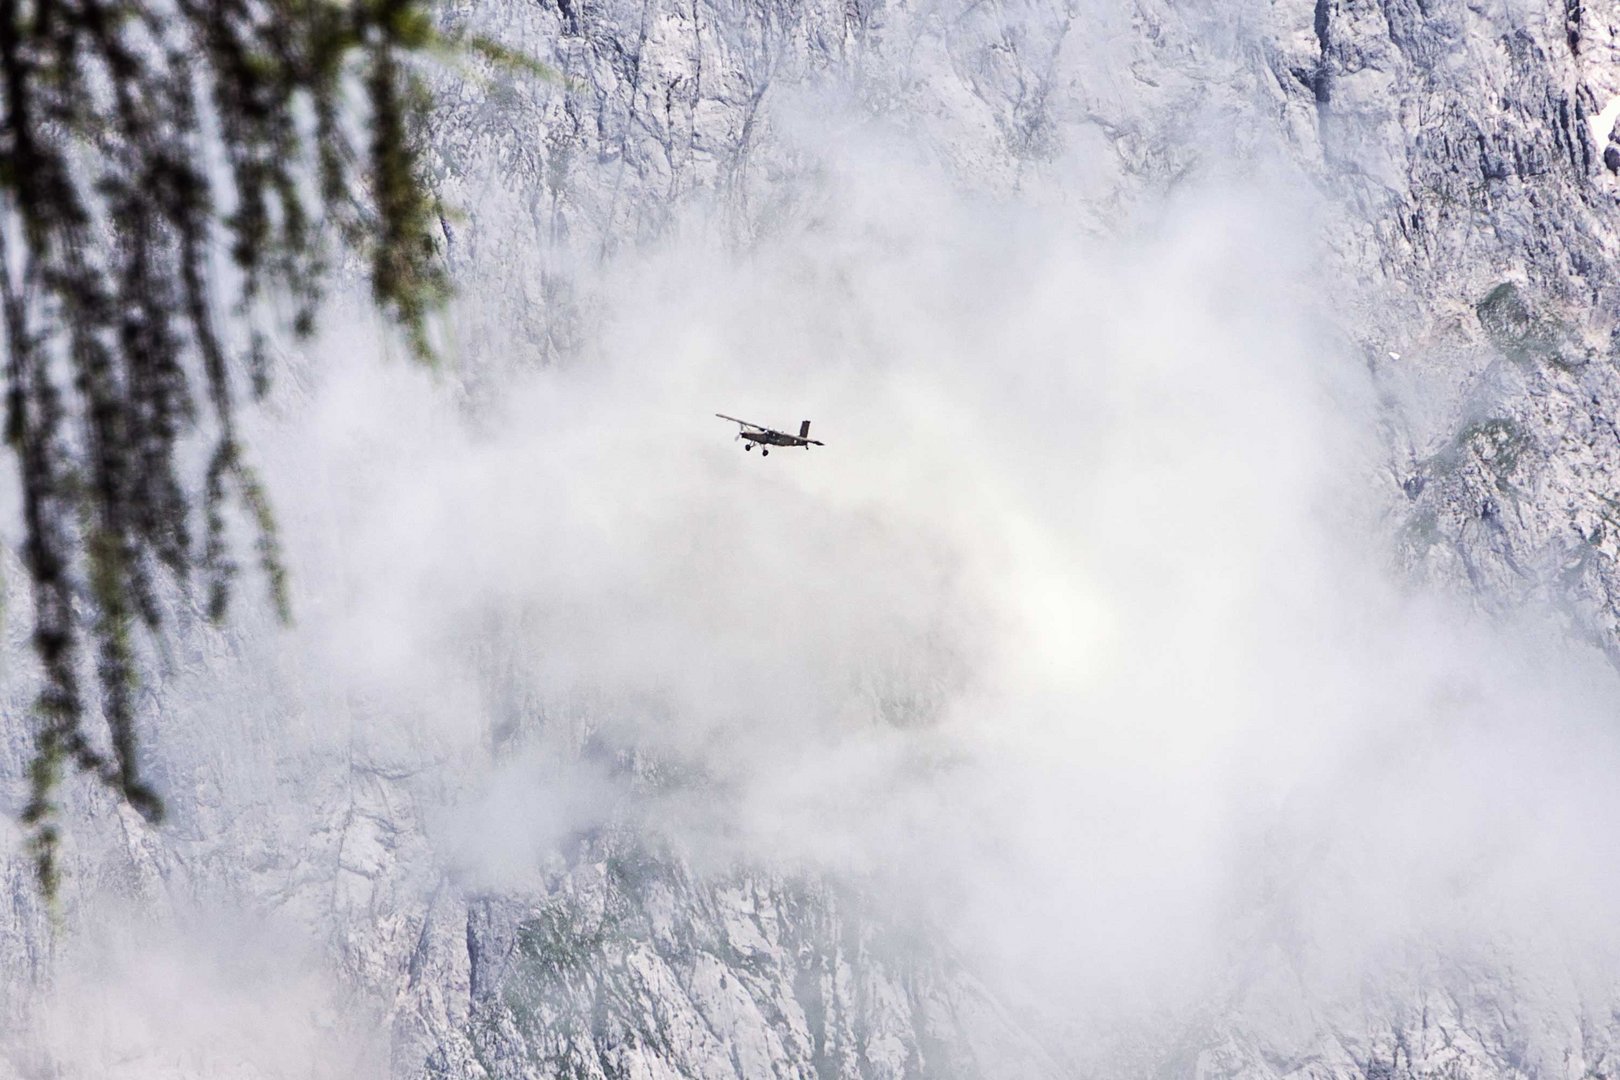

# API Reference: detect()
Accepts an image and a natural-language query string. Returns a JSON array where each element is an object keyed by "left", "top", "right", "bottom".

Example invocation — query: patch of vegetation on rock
[
  {"left": 1460, "top": 417, "right": 1530, "bottom": 483},
  {"left": 1423, "top": 417, "right": 1530, "bottom": 495},
  {"left": 1475, "top": 282, "right": 1583, "bottom": 369}
]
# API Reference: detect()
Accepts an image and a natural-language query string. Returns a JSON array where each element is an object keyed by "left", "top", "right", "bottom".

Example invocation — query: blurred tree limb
[{"left": 0, "top": 0, "right": 511, "bottom": 898}]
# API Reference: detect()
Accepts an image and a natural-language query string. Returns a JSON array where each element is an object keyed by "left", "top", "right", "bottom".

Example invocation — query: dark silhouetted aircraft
[{"left": 716, "top": 414, "right": 824, "bottom": 456}]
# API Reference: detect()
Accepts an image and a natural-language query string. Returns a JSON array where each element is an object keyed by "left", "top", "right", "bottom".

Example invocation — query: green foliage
[
  {"left": 1475, "top": 282, "right": 1584, "bottom": 370},
  {"left": 1458, "top": 417, "right": 1529, "bottom": 485},
  {"left": 0, "top": 0, "right": 518, "bottom": 897},
  {"left": 1426, "top": 416, "right": 1530, "bottom": 491},
  {"left": 516, "top": 903, "right": 615, "bottom": 979}
]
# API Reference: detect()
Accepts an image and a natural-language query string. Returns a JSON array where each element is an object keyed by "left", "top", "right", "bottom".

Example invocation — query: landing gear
[
  {"left": 761, "top": 448, "right": 769, "bottom": 456},
  {"left": 744, "top": 443, "right": 753, "bottom": 451}
]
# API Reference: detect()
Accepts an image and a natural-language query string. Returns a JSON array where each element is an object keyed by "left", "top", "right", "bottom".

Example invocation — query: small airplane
[{"left": 715, "top": 414, "right": 825, "bottom": 456}]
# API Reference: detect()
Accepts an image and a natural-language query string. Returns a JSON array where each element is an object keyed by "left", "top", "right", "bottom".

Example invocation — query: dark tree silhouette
[{"left": 0, "top": 0, "right": 463, "bottom": 896}]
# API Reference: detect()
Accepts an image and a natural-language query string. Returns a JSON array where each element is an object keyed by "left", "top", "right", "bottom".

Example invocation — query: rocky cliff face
[{"left": 4, "top": 2, "right": 1620, "bottom": 1078}]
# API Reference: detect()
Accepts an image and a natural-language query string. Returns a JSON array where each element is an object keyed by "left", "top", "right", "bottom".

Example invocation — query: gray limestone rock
[{"left": 5, "top": 2, "right": 1620, "bottom": 1079}]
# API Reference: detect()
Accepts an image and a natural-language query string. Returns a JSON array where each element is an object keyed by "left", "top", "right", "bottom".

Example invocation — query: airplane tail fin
[{"left": 799, "top": 420, "right": 812, "bottom": 439}]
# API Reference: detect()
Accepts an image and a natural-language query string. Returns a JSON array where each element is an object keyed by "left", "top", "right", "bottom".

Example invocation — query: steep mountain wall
[{"left": 3, "top": 2, "right": 1620, "bottom": 1079}]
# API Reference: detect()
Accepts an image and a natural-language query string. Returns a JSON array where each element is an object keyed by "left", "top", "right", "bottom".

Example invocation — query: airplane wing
[{"left": 715, "top": 413, "right": 775, "bottom": 433}]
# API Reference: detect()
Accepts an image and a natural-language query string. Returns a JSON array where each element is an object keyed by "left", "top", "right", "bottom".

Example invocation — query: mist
[{"left": 8, "top": 11, "right": 1620, "bottom": 1077}]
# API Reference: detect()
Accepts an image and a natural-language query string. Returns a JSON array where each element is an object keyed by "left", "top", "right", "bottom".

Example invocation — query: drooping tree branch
[{"left": 0, "top": 0, "right": 462, "bottom": 897}]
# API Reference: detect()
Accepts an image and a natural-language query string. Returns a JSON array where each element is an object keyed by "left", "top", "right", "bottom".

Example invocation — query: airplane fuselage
[{"left": 742, "top": 429, "right": 811, "bottom": 447}]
